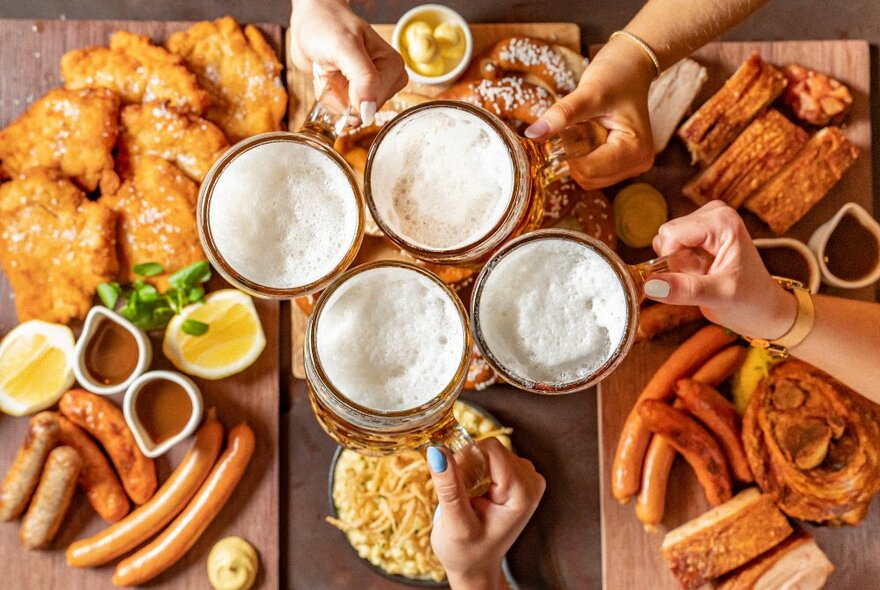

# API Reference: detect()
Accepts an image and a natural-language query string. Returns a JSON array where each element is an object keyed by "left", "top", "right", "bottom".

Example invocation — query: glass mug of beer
[
  {"left": 304, "top": 261, "right": 491, "bottom": 497},
  {"left": 363, "top": 100, "right": 606, "bottom": 266},
  {"left": 198, "top": 75, "right": 364, "bottom": 299},
  {"left": 470, "top": 229, "right": 709, "bottom": 394}
]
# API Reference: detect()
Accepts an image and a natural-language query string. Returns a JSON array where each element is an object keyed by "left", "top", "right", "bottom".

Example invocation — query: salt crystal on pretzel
[{"left": 482, "top": 37, "right": 578, "bottom": 94}]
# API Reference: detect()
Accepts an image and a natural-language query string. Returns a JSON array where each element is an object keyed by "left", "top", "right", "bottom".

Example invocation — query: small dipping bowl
[
  {"left": 754, "top": 237, "right": 821, "bottom": 293},
  {"left": 392, "top": 4, "right": 473, "bottom": 86},
  {"left": 73, "top": 306, "right": 152, "bottom": 396},
  {"left": 808, "top": 202, "right": 880, "bottom": 289},
  {"left": 123, "top": 370, "right": 203, "bottom": 458}
]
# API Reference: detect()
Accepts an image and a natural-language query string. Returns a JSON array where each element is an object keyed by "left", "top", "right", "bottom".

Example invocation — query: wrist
[
  {"left": 446, "top": 563, "right": 504, "bottom": 590},
  {"left": 592, "top": 36, "right": 657, "bottom": 91},
  {"left": 757, "top": 284, "right": 798, "bottom": 341}
]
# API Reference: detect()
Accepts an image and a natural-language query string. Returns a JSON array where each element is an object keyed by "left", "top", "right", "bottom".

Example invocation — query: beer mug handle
[
  {"left": 537, "top": 120, "right": 609, "bottom": 184},
  {"left": 300, "top": 71, "right": 353, "bottom": 144},
  {"left": 429, "top": 420, "right": 492, "bottom": 497},
  {"left": 627, "top": 247, "right": 714, "bottom": 302}
]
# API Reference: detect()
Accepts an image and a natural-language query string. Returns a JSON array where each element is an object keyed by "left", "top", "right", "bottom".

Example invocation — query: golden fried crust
[
  {"left": 0, "top": 88, "right": 119, "bottom": 193},
  {"left": 167, "top": 17, "right": 287, "bottom": 142},
  {"left": 61, "top": 31, "right": 210, "bottom": 115},
  {"left": 117, "top": 102, "right": 229, "bottom": 183},
  {"left": 102, "top": 156, "right": 203, "bottom": 290},
  {"left": 0, "top": 168, "right": 118, "bottom": 323}
]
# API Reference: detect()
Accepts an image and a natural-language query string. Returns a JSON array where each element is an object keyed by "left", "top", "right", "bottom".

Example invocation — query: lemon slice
[
  {"left": 0, "top": 320, "right": 75, "bottom": 416},
  {"left": 163, "top": 289, "right": 266, "bottom": 380}
]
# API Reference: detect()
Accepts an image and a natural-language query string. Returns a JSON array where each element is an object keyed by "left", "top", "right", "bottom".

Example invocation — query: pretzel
[
  {"left": 571, "top": 189, "right": 617, "bottom": 250},
  {"left": 479, "top": 37, "right": 582, "bottom": 95},
  {"left": 440, "top": 76, "right": 553, "bottom": 125}
]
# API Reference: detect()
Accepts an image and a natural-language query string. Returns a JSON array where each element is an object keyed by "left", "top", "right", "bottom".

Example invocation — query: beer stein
[
  {"left": 304, "top": 261, "right": 491, "bottom": 497},
  {"left": 198, "top": 75, "right": 364, "bottom": 299},
  {"left": 363, "top": 100, "right": 606, "bottom": 266},
  {"left": 470, "top": 229, "right": 709, "bottom": 394}
]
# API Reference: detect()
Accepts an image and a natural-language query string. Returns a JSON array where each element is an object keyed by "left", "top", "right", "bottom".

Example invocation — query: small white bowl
[
  {"left": 754, "top": 237, "right": 821, "bottom": 294},
  {"left": 392, "top": 4, "right": 473, "bottom": 86},
  {"left": 73, "top": 306, "right": 152, "bottom": 396},
  {"left": 808, "top": 202, "right": 880, "bottom": 289},
  {"left": 123, "top": 370, "right": 204, "bottom": 458}
]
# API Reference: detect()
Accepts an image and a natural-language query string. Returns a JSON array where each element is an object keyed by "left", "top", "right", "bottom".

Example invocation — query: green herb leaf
[
  {"left": 186, "top": 285, "right": 205, "bottom": 302},
  {"left": 182, "top": 319, "right": 209, "bottom": 336},
  {"left": 169, "top": 260, "right": 211, "bottom": 290},
  {"left": 97, "top": 282, "right": 122, "bottom": 309},
  {"left": 136, "top": 284, "right": 159, "bottom": 303},
  {"left": 133, "top": 262, "right": 164, "bottom": 277}
]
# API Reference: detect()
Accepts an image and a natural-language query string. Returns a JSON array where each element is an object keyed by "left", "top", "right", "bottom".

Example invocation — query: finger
[
  {"left": 652, "top": 203, "right": 743, "bottom": 257},
  {"left": 524, "top": 89, "right": 598, "bottom": 139},
  {"left": 477, "top": 438, "right": 525, "bottom": 506},
  {"left": 426, "top": 446, "right": 479, "bottom": 535},
  {"left": 643, "top": 273, "right": 733, "bottom": 307},
  {"left": 332, "top": 34, "right": 383, "bottom": 124},
  {"left": 567, "top": 132, "right": 653, "bottom": 190}
]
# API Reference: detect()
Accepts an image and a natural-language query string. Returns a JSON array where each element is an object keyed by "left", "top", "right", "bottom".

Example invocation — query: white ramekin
[
  {"left": 73, "top": 306, "right": 152, "bottom": 396},
  {"left": 808, "top": 202, "right": 880, "bottom": 289},
  {"left": 123, "top": 370, "right": 204, "bottom": 458},
  {"left": 753, "top": 237, "right": 822, "bottom": 294},
  {"left": 391, "top": 4, "right": 473, "bottom": 86}
]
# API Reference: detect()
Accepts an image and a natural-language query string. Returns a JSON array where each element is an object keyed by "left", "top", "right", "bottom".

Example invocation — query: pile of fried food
[
  {"left": 0, "top": 389, "right": 255, "bottom": 587},
  {"left": 679, "top": 52, "right": 858, "bottom": 235},
  {"left": 0, "top": 17, "right": 287, "bottom": 324},
  {"left": 619, "top": 311, "right": 880, "bottom": 589},
  {"left": 327, "top": 402, "right": 512, "bottom": 582}
]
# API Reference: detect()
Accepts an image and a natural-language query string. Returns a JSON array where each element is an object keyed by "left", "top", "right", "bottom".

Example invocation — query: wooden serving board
[
  {"left": 597, "top": 40, "right": 878, "bottom": 590},
  {"left": 0, "top": 19, "right": 281, "bottom": 589}
]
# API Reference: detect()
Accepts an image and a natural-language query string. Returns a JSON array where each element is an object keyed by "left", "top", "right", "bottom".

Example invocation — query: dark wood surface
[
  {"left": 597, "top": 40, "right": 878, "bottom": 590},
  {"left": 0, "top": 19, "right": 282, "bottom": 589}
]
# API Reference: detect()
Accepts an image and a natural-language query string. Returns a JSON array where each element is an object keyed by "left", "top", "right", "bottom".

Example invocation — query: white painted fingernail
[
  {"left": 360, "top": 101, "right": 376, "bottom": 126},
  {"left": 644, "top": 279, "right": 670, "bottom": 299}
]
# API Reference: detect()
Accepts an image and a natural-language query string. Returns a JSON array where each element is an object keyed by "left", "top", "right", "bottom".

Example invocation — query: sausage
[
  {"left": 612, "top": 325, "right": 736, "bottom": 503},
  {"left": 19, "top": 446, "right": 81, "bottom": 549},
  {"left": 112, "top": 422, "right": 255, "bottom": 587},
  {"left": 691, "top": 345, "right": 748, "bottom": 389},
  {"left": 638, "top": 399, "right": 732, "bottom": 506},
  {"left": 58, "top": 415, "right": 129, "bottom": 523},
  {"left": 674, "top": 379, "right": 753, "bottom": 482},
  {"left": 0, "top": 411, "right": 60, "bottom": 521},
  {"left": 636, "top": 304, "right": 705, "bottom": 342},
  {"left": 66, "top": 410, "right": 223, "bottom": 568},
  {"left": 59, "top": 389, "right": 157, "bottom": 505}
]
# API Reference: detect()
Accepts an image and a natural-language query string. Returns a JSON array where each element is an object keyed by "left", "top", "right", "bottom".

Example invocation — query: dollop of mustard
[{"left": 207, "top": 536, "right": 259, "bottom": 590}]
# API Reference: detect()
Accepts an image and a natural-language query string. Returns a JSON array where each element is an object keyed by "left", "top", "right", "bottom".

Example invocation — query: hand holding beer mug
[
  {"left": 198, "top": 73, "right": 364, "bottom": 299},
  {"left": 363, "top": 101, "right": 606, "bottom": 265},
  {"left": 470, "top": 229, "right": 711, "bottom": 394},
  {"left": 305, "top": 261, "right": 491, "bottom": 497}
]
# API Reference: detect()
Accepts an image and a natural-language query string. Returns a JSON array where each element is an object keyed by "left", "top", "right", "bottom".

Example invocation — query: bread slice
[
  {"left": 715, "top": 530, "right": 834, "bottom": 590},
  {"left": 649, "top": 58, "right": 708, "bottom": 154},
  {"left": 678, "top": 52, "right": 787, "bottom": 166},
  {"left": 744, "top": 126, "right": 859, "bottom": 234},
  {"left": 682, "top": 109, "right": 808, "bottom": 208},
  {"left": 661, "top": 488, "right": 793, "bottom": 589}
]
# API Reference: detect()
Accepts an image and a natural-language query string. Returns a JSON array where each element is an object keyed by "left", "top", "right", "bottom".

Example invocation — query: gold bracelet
[
  {"left": 743, "top": 277, "right": 815, "bottom": 358},
  {"left": 609, "top": 31, "right": 662, "bottom": 79}
]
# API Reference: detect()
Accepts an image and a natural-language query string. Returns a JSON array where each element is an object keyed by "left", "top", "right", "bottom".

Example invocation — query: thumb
[
  {"left": 525, "top": 90, "right": 598, "bottom": 140},
  {"left": 644, "top": 273, "right": 729, "bottom": 307},
  {"left": 426, "top": 446, "right": 478, "bottom": 535}
]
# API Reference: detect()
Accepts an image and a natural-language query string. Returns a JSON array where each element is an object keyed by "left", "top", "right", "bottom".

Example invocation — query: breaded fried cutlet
[
  {"left": 102, "top": 156, "right": 204, "bottom": 290},
  {"left": 117, "top": 102, "right": 229, "bottom": 183},
  {"left": 61, "top": 31, "right": 210, "bottom": 115},
  {"left": 0, "top": 168, "right": 118, "bottom": 323},
  {"left": 0, "top": 88, "right": 119, "bottom": 193},
  {"left": 167, "top": 16, "right": 287, "bottom": 142}
]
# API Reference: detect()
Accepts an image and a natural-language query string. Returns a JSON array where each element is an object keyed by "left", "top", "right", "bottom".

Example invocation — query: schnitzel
[
  {"left": 0, "top": 87, "right": 119, "bottom": 193},
  {"left": 117, "top": 102, "right": 229, "bottom": 183},
  {"left": 167, "top": 17, "right": 287, "bottom": 142},
  {"left": 0, "top": 168, "right": 118, "bottom": 323},
  {"left": 61, "top": 30, "right": 210, "bottom": 115},
  {"left": 102, "top": 156, "right": 203, "bottom": 289}
]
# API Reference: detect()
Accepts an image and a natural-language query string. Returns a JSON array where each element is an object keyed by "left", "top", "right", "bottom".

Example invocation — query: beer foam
[
  {"left": 369, "top": 106, "right": 514, "bottom": 251},
  {"left": 316, "top": 266, "right": 466, "bottom": 412},
  {"left": 478, "top": 237, "right": 629, "bottom": 385},
  {"left": 208, "top": 140, "right": 359, "bottom": 289}
]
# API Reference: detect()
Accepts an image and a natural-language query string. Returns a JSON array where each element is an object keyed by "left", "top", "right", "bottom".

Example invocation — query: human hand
[
  {"left": 289, "top": 0, "right": 407, "bottom": 125},
  {"left": 426, "top": 438, "right": 545, "bottom": 590},
  {"left": 524, "top": 36, "right": 656, "bottom": 189},
  {"left": 646, "top": 201, "right": 798, "bottom": 339}
]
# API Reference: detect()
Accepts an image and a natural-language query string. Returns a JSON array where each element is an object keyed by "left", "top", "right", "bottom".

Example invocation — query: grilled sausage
[
  {"left": 0, "top": 411, "right": 60, "bottom": 521},
  {"left": 19, "top": 446, "right": 81, "bottom": 549}
]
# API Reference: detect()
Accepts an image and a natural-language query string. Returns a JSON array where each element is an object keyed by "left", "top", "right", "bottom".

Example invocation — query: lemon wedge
[
  {"left": 163, "top": 289, "right": 266, "bottom": 380},
  {"left": 0, "top": 320, "right": 75, "bottom": 416}
]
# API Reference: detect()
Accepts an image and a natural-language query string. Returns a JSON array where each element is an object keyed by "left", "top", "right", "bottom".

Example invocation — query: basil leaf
[
  {"left": 169, "top": 261, "right": 211, "bottom": 290},
  {"left": 186, "top": 285, "right": 205, "bottom": 302},
  {"left": 137, "top": 284, "right": 159, "bottom": 303},
  {"left": 182, "top": 319, "right": 209, "bottom": 336},
  {"left": 97, "top": 282, "right": 121, "bottom": 309},
  {"left": 133, "top": 262, "right": 164, "bottom": 277}
]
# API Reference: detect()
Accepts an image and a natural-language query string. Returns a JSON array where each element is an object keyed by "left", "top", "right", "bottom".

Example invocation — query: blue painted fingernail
[
  {"left": 427, "top": 446, "right": 447, "bottom": 473},
  {"left": 433, "top": 506, "right": 441, "bottom": 524}
]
